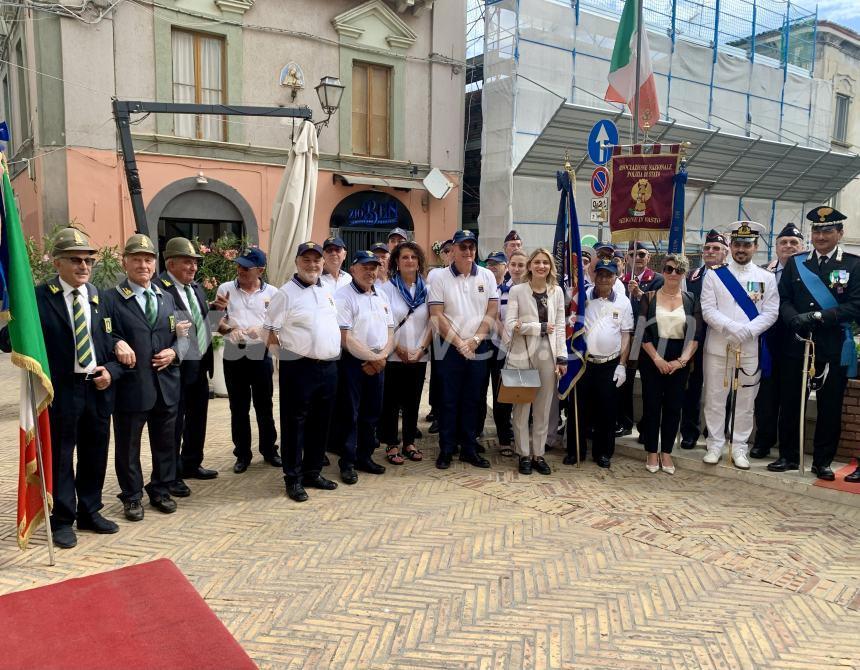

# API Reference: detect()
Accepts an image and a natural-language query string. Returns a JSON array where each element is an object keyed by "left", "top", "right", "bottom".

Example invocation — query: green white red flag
[
  {"left": 605, "top": 0, "right": 660, "bottom": 130},
  {"left": 0, "top": 156, "right": 54, "bottom": 549}
]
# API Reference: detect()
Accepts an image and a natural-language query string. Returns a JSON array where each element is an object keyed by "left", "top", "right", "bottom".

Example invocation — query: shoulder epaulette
[{"left": 117, "top": 285, "right": 134, "bottom": 299}]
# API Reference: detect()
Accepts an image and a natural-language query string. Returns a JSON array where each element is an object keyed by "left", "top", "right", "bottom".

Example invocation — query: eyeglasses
[
  {"left": 662, "top": 265, "right": 684, "bottom": 275},
  {"left": 63, "top": 256, "right": 96, "bottom": 266},
  {"left": 628, "top": 251, "right": 648, "bottom": 259}
]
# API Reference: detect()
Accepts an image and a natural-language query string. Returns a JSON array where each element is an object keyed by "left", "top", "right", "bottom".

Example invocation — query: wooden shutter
[{"left": 352, "top": 62, "right": 390, "bottom": 158}]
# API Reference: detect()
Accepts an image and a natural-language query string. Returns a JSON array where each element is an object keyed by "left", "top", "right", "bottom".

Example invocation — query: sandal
[
  {"left": 403, "top": 445, "right": 423, "bottom": 461},
  {"left": 499, "top": 446, "right": 516, "bottom": 457},
  {"left": 385, "top": 447, "right": 405, "bottom": 465}
]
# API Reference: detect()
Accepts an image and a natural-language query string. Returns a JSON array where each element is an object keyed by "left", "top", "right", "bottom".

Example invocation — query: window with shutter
[
  {"left": 352, "top": 62, "right": 391, "bottom": 158},
  {"left": 171, "top": 30, "right": 225, "bottom": 141}
]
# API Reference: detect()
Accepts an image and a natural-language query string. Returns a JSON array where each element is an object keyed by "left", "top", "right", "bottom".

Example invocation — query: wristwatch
[{"left": 472, "top": 335, "right": 481, "bottom": 346}]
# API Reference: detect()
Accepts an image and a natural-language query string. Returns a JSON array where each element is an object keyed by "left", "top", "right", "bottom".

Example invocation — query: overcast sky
[{"left": 817, "top": 0, "right": 860, "bottom": 33}]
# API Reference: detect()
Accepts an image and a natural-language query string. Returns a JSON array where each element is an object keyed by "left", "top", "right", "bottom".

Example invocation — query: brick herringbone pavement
[{"left": 1, "top": 357, "right": 858, "bottom": 669}]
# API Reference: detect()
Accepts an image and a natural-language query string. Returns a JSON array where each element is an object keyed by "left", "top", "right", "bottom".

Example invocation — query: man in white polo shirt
[
  {"left": 566, "top": 259, "right": 633, "bottom": 468},
  {"left": 265, "top": 242, "right": 341, "bottom": 502},
  {"left": 332, "top": 250, "right": 395, "bottom": 485},
  {"left": 428, "top": 229, "right": 499, "bottom": 470},
  {"left": 320, "top": 236, "right": 352, "bottom": 293}
]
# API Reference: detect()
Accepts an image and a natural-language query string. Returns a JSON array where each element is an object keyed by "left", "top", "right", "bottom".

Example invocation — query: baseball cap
[
  {"left": 323, "top": 236, "right": 346, "bottom": 250},
  {"left": 236, "top": 247, "right": 267, "bottom": 267},
  {"left": 452, "top": 230, "right": 477, "bottom": 244},
  {"left": 594, "top": 259, "right": 618, "bottom": 274},
  {"left": 295, "top": 241, "right": 323, "bottom": 258},
  {"left": 351, "top": 250, "right": 382, "bottom": 266},
  {"left": 485, "top": 251, "right": 507, "bottom": 264}
]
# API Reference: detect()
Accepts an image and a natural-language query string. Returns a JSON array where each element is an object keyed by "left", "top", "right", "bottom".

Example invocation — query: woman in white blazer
[{"left": 504, "top": 249, "right": 567, "bottom": 475}]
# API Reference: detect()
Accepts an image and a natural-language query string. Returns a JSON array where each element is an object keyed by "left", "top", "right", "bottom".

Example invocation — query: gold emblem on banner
[{"left": 630, "top": 179, "right": 652, "bottom": 217}]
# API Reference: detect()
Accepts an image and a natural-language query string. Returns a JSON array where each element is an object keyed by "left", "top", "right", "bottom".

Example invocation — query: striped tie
[
  {"left": 185, "top": 285, "right": 208, "bottom": 354},
  {"left": 145, "top": 289, "right": 157, "bottom": 327},
  {"left": 71, "top": 289, "right": 94, "bottom": 368}
]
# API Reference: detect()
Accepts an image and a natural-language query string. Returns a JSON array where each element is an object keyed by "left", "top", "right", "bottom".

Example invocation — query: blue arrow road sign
[{"left": 587, "top": 119, "right": 619, "bottom": 166}]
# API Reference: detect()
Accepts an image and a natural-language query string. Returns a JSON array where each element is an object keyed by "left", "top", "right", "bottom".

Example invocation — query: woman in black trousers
[
  {"left": 379, "top": 242, "right": 432, "bottom": 463},
  {"left": 635, "top": 254, "right": 703, "bottom": 474}
]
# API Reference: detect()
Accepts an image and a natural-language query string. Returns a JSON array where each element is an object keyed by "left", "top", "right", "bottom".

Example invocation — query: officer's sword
[{"left": 797, "top": 334, "right": 816, "bottom": 475}]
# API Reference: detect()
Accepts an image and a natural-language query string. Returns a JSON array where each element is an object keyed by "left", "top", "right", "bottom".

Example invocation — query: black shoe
[
  {"left": 811, "top": 465, "right": 835, "bottom": 481},
  {"left": 435, "top": 456, "right": 451, "bottom": 470},
  {"left": 532, "top": 457, "right": 551, "bottom": 475},
  {"left": 460, "top": 453, "right": 491, "bottom": 468},
  {"left": 168, "top": 480, "right": 191, "bottom": 498},
  {"left": 123, "top": 500, "right": 144, "bottom": 522},
  {"left": 562, "top": 454, "right": 577, "bottom": 465},
  {"left": 52, "top": 525, "right": 77, "bottom": 549},
  {"left": 428, "top": 420, "right": 439, "bottom": 434},
  {"left": 340, "top": 468, "right": 358, "bottom": 485},
  {"left": 750, "top": 445, "right": 771, "bottom": 459},
  {"left": 596, "top": 456, "right": 611, "bottom": 469},
  {"left": 302, "top": 474, "right": 338, "bottom": 490},
  {"left": 356, "top": 459, "right": 386, "bottom": 475},
  {"left": 614, "top": 425, "right": 632, "bottom": 438},
  {"left": 183, "top": 466, "right": 218, "bottom": 480},
  {"left": 845, "top": 467, "right": 860, "bottom": 483},
  {"left": 149, "top": 494, "right": 177, "bottom": 514},
  {"left": 322, "top": 453, "right": 331, "bottom": 466},
  {"left": 415, "top": 429, "right": 423, "bottom": 439},
  {"left": 233, "top": 459, "right": 250, "bottom": 474},
  {"left": 766, "top": 457, "right": 798, "bottom": 472},
  {"left": 286, "top": 482, "right": 308, "bottom": 502},
  {"left": 77, "top": 513, "right": 119, "bottom": 534},
  {"left": 518, "top": 456, "right": 532, "bottom": 475},
  {"left": 680, "top": 440, "right": 697, "bottom": 450},
  {"left": 263, "top": 454, "right": 283, "bottom": 468}
]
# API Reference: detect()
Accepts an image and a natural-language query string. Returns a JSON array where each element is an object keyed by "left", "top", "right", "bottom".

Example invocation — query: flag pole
[
  {"left": 27, "top": 371, "right": 55, "bottom": 565},
  {"left": 632, "top": 0, "right": 644, "bottom": 143}
]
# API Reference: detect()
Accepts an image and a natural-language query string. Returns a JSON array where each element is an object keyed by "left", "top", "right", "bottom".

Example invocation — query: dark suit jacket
[
  {"left": 102, "top": 278, "right": 182, "bottom": 411},
  {"left": 761, "top": 259, "right": 790, "bottom": 357},
  {"left": 623, "top": 267, "right": 664, "bottom": 317},
  {"left": 153, "top": 272, "right": 214, "bottom": 381},
  {"left": 779, "top": 248, "right": 860, "bottom": 362},
  {"left": 0, "top": 276, "right": 122, "bottom": 417}
]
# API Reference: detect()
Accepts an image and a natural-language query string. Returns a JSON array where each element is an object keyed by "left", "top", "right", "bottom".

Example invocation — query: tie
[
  {"left": 185, "top": 284, "right": 208, "bottom": 353},
  {"left": 145, "top": 289, "right": 157, "bottom": 327},
  {"left": 819, "top": 254, "right": 828, "bottom": 272},
  {"left": 71, "top": 289, "right": 94, "bottom": 368}
]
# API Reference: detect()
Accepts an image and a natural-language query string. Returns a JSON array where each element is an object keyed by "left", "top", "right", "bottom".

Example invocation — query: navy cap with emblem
[
  {"left": 295, "top": 241, "right": 323, "bottom": 258},
  {"left": 705, "top": 229, "right": 729, "bottom": 247},
  {"left": 452, "top": 230, "right": 477, "bottom": 244},
  {"left": 370, "top": 242, "right": 389, "bottom": 253},
  {"left": 323, "top": 236, "right": 346, "bottom": 250},
  {"left": 504, "top": 229, "right": 521, "bottom": 243},
  {"left": 776, "top": 223, "right": 803, "bottom": 240},
  {"left": 485, "top": 251, "right": 507, "bottom": 264},
  {"left": 351, "top": 250, "right": 382, "bottom": 266},
  {"left": 236, "top": 247, "right": 267, "bottom": 267},
  {"left": 593, "top": 241, "right": 615, "bottom": 252},
  {"left": 805, "top": 206, "right": 846, "bottom": 231},
  {"left": 441, "top": 238, "right": 454, "bottom": 249},
  {"left": 388, "top": 227, "right": 409, "bottom": 242},
  {"left": 594, "top": 259, "right": 618, "bottom": 274}
]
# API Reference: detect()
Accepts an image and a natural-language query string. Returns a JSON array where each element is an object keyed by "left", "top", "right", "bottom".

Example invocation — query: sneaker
[
  {"left": 732, "top": 451, "right": 750, "bottom": 470},
  {"left": 703, "top": 448, "right": 721, "bottom": 465}
]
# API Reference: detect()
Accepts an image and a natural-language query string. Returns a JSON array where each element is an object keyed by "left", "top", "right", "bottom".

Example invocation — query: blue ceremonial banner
[
  {"left": 667, "top": 167, "right": 687, "bottom": 254},
  {"left": 554, "top": 170, "right": 587, "bottom": 399}
]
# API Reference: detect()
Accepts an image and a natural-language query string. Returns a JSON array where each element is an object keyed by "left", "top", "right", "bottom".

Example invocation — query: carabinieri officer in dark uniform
[
  {"left": 105, "top": 233, "right": 187, "bottom": 520},
  {"left": 770, "top": 207, "right": 860, "bottom": 481},
  {"left": 1, "top": 227, "right": 122, "bottom": 548},
  {"left": 153, "top": 237, "right": 218, "bottom": 496}
]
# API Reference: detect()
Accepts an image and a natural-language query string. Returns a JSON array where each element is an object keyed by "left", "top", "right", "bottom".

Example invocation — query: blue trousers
[
  {"left": 335, "top": 352, "right": 385, "bottom": 470},
  {"left": 437, "top": 343, "right": 489, "bottom": 459}
]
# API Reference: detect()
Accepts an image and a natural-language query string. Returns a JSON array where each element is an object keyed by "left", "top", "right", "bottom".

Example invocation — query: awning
[
  {"left": 334, "top": 173, "right": 427, "bottom": 191},
  {"left": 513, "top": 103, "right": 860, "bottom": 203}
]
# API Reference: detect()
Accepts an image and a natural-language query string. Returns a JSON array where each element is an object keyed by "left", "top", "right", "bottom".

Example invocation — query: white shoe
[
  {"left": 732, "top": 452, "right": 750, "bottom": 470},
  {"left": 661, "top": 462, "right": 676, "bottom": 475},
  {"left": 703, "top": 449, "right": 721, "bottom": 464},
  {"left": 645, "top": 462, "right": 659, "bottom": 473}
]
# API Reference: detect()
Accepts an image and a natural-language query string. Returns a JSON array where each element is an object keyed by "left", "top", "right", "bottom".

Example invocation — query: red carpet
[
  {"left": 0, "top": 558, "right": 256, "bottom": 670},
  {"left": 813, "top": 458, "right": 859, "bottom": 494}
]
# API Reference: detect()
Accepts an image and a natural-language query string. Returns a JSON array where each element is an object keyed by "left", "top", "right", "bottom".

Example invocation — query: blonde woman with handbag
[{"left": 504, "top": 249, "right": 567, "bottom": 475}]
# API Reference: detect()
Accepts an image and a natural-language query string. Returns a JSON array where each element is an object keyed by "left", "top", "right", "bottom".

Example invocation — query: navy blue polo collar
[
  {"left": 291, "top": 274, "right": 321, "bottom": 289},
  {"left": 588, "top": 286, "right": 616, "bottom": 302},
  {"left": 450, "top": 262, "right": 479, "bottom": 277},
  {"left": 350, "top": 279, "right": 377, "bottom": 295},
  {"left": 234, "top": 278, "right": 268, "bottom": 291}
]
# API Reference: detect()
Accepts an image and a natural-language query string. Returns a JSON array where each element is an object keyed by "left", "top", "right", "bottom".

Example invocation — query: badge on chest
[
  {"left": 829, "top": 269, "right": 849, "bottom": 293},
  {"left": 745, "top": 282, "right": 764, "bottom": 303}
]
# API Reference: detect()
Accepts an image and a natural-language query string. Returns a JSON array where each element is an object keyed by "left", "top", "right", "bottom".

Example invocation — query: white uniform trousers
[
  {"left": 703, "top": 351, "right": 761, "bottom": 456},
  {"left": 512, "top": 339, "right": 557, "bottom": 458}
]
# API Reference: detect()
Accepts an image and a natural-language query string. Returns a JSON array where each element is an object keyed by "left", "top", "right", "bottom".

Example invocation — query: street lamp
[{"left": 314, "top": 75, "right": 345, "bottom": 134}]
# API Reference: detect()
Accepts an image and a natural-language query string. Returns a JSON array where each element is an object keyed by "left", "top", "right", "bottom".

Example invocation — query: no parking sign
[{"left": 591, "top": 167, "right": 610, "bottom": 197}]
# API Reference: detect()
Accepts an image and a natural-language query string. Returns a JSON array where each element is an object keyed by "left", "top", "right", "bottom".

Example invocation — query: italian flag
[
  {"left": 605, "top": 0, "right": 660, "bottom": 130},
  {"left": 0, "top": 156, "right": 54, "bottom": 550}
]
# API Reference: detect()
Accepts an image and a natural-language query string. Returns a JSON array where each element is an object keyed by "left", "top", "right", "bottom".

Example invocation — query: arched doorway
[
  {"left": 145, "top": 177, "right": 259, "bottom": 257},
  {"left": 330, "top": 190, "right": 413, "bottom": 252}
]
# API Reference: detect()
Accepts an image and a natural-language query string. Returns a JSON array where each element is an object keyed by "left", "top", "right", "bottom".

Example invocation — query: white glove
[
  {"left": 613, "top": 364, "right": 627, "bottom": 387},
  {"left": 726, "top": 332, "right": 742, "bottom": 348}
]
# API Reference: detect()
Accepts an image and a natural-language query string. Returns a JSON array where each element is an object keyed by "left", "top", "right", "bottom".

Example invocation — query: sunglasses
[
  {"left": 662, "top": 265, "right": 684, "bottom": 275},
  {"left": 63, "top": 256, "right": 96, "bottom": 266},
  {"left": 628, "top": 251, "right": 648, "bottom": 259}
]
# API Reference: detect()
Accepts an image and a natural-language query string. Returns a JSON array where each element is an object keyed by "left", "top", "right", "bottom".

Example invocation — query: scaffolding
[{"left": 477, "top": 0, "right": 860, "bottom": 258}]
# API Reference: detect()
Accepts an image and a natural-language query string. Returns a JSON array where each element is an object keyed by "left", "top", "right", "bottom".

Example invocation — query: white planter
[{"left": 211, "top": 341, "right": 229, "bottom": 398}]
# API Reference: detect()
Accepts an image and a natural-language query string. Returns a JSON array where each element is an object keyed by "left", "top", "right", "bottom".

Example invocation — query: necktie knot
[{"left": 71, "top": 288, "right": 80, "bottom": 297}]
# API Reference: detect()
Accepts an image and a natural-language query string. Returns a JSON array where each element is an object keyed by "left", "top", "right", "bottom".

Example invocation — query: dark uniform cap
[
  {"left": 580, "top": 246, "right": 594, "bottom": 259},
  {"left": 388, "top": 227, "right": 409, "bottom": 241},
  {"left": 351, "top": 250, "right": 381, "bottom": 266},
  {"left": 728, "top": 221, "right": 763, "bottom": 243},
  {"left": 295, "top": 241, "right": 323, "bottom": 258},
  {"left": 594, "top": 259, "right": 618, "bottom": 274},
  {"left": 123, "top": 233, "right": 157, "bottom": 256},
  {"left": 805, "top": 206, "right": 846, "bottom": 231},
  {"left": 236, "top": 247, "right": 267, "bottom": 268},
  {"left": 370, "top": 242, "right": 390, "bottom": 253},
  {"left": 628, "top": 241, "right": 649, "bottom": 251},
  {"left": 613, "top": 249, "right": 625, "bottom": 260},
  {"left": 452, "top": 230, "right": 477, "bottom": 244},
  {"left": 52, "top": 227, "right": 96, "bottom": 256},
  {"left": 705, "top": 229, "right": 729, "bottom": 247},
  {"left": 485, "top": 251, "right": 507, "bottom": 264},
  {"left": 593, "top": 241, "right": 615, "bottom": 252},
  {"left": 163, "top": 237, "right": 202, "bottom": 259},
  {"left": 776, "top": 223, "right": 803, "bottom": 240},
  {"left": 323, "top": 236, "right": 346, "bottom": 250},
  {"left": 504, "top": 229, "right": 521, "bottom": 243}
]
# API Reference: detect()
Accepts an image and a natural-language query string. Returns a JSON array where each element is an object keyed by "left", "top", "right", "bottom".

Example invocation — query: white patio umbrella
[{"left": 267, "top": 120, "right": 319, "bottom": 288}]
